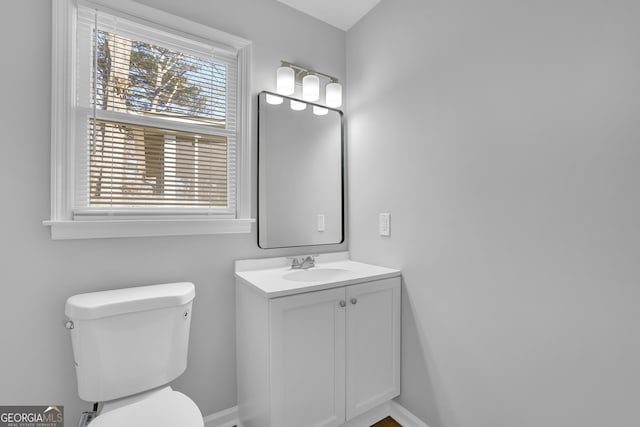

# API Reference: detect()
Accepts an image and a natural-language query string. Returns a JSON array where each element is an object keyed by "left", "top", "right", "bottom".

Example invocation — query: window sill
[{"left": 43, "top": 218, "right": 255, "bottom": 240}]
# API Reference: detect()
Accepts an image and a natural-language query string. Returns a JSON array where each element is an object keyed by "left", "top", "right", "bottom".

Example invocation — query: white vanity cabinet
[
  {"left": 236, "top": 254, "right": 401, "bottom": 427},
  {"left": 344, "top": 278, "right": 401, "bottom": 420}
]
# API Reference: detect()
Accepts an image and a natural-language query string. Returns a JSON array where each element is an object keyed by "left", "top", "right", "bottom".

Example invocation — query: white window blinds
[{"left": 74, "top": 6, "right": 238, "bottom": 217}]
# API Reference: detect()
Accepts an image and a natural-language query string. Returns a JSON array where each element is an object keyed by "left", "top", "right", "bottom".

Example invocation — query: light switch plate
[
  {"left": 379, "top": 213, "right": 390, "bottom": 236},
  {"left": 317, "top": 214, "right": 325, "bottom": 232}
]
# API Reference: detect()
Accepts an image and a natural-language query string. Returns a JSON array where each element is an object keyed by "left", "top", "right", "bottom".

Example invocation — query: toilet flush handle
[{"left": 65, "top": 320, "right": 74, "bottom": 330}]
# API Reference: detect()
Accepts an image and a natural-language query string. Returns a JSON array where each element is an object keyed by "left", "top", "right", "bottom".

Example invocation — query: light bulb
[
  {"left": 326, "top": 82, "right": 342, "bottom": 108},
  {"left": 266, "top": 94, "right": 283, "bottom": 105},
  {"left": 290, "top": 100, "right": 307, "bottom": 111},
  {"left": 302, "top": 74, "right": 320, "bottom": 101},
  {"left": 313, "top": 106, "right": 328, "bottom": 116},
  {"left": 276, "top": 66, "right": 295, "bottom": 95}
]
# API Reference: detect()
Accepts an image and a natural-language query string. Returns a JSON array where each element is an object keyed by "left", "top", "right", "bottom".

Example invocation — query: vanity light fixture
[
  {"left": 276, "top": 66, "right": 295, "bottom": 96},
  {"left": 276, "top": 61, "right": 342, "bottom": 109},
  {"left": 325, "top": 82, "right": 342, "bottom": 108},
  {"left": 302, "top": 74, "right": 320, "bottom": 101}
]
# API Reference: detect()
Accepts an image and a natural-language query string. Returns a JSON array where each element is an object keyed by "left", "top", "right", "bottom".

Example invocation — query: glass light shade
[
  {"left": 325, "top": 82, "right": 342, "bottom": 108},
  {"left": 290, "top": 99, "right": 307, "bottom": 111},
  {"left": 313, "top": 106, "right": 328, "bottom": 116},
  {"left": 276, "top": 66, "right": 295, "bottom": 95},
  {"left": 266, "top": 94, "right": 283, "bottom": 105},
  {"left": 302, "top": 74, "right": 320, "bottom": 101}
]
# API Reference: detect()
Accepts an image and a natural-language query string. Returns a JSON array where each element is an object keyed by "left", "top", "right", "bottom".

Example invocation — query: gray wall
[
  {"left": 347, "top": 0, "right": 640, "bottom": 426},
  {"left": 0, "top": 0, "right": 345, "bottom": 422}
]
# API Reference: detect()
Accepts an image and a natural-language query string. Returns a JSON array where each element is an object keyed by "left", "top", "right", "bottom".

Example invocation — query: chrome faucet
[{"left": 291, "top": 255, "right": 316, "bottom": 270}]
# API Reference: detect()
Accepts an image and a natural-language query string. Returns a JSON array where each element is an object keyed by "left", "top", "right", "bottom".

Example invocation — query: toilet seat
[{"left": 88, "top": 387, "right": 204, "bottom": 427}]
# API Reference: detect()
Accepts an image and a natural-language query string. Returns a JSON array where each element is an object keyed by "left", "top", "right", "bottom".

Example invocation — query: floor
[{"left": 371, "top": 416, "right": 402, "bottom": 427}]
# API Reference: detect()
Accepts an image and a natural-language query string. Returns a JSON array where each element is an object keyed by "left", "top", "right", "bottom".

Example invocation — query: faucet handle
[
  {"left": 290, "top": 255, "right": 317, "bottom": 269},
  {"left": 303, "top": 255, "right": 316, "bottom": 268}
]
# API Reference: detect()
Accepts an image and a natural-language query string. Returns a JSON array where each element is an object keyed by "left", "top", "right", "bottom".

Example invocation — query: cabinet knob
[
  {"left": 350, "top": 298, "right": 358, "bottom": 305},
  {"left": 339, "top": 300, "right": 346, "bottom": 308}
]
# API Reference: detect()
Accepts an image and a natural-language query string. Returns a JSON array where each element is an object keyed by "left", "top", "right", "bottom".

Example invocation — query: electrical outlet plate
[{"left": 379, "top": 213, "right": 390, "bottom": 236}]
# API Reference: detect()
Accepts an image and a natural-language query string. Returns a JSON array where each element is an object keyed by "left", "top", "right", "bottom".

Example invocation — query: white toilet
[{"left": 65, "top": 282, "right": 204, "bottom": 427}]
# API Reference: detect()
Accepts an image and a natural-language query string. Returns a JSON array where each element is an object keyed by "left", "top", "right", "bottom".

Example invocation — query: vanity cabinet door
[
  {"left": 345, "top": 277, "right": 401, "bottom": 420},
  {"left": 269, "top": 287, "right": 347, "bottom": 427}
]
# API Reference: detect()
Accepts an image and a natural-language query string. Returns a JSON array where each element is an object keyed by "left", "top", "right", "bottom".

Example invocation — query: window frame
[{"left": 46, "top": 0, "right": 253, "bottom": 239}]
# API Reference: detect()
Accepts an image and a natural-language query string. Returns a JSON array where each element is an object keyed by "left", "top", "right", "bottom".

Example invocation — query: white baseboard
[
  {"left": 203, "top": 401, "right": 428, "bottom": 427},
  {"left": 203, "top": 405, "right": 238, "bottom": 427},
  {"left": 389, "top": 401, "right": 430, "bottom": 427}
]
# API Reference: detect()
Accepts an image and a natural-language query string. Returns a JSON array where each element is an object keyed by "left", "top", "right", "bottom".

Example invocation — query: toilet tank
[{"left": 65, "top": 282, "right": 196, "bottom": 402}]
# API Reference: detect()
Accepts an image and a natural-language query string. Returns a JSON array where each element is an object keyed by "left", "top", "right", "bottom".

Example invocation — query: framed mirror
[{"left": 258, "top": 91, "right": 344, "bottom": 248}]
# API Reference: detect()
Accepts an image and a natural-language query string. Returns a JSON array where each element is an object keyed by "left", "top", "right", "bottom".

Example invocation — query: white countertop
[{"left": 235, "top": 252, "right": 401, "bottom": 298}]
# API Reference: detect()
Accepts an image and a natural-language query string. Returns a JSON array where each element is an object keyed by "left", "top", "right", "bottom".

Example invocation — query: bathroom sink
[
  {"left": 283, "top": 268, "right": 350, "bottom": 282},
  {"left": 235, "top": 252, "right": 401, "bottom": 298}
]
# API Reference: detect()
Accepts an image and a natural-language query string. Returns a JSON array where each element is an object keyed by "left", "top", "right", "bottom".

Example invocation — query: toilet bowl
[
  {"left": 87, "top": 387, "right": 203, "bottom": 427},
  {"left": 65, "top": 282, "right": 203, "bottom": 427}
]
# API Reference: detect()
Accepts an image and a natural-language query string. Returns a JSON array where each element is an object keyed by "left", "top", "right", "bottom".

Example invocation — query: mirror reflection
[{"left": 258, "top": 91, "right": 344, "bottom": 248}]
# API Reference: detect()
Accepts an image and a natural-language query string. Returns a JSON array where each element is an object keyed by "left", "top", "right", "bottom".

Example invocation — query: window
[{"left": 47, "top": 0, "right": 253, "bottom": 239}]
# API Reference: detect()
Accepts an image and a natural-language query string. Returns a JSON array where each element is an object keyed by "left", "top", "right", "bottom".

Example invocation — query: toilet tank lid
[{"left": 65, "top": 282, "right": 195, "bottom": 320}]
